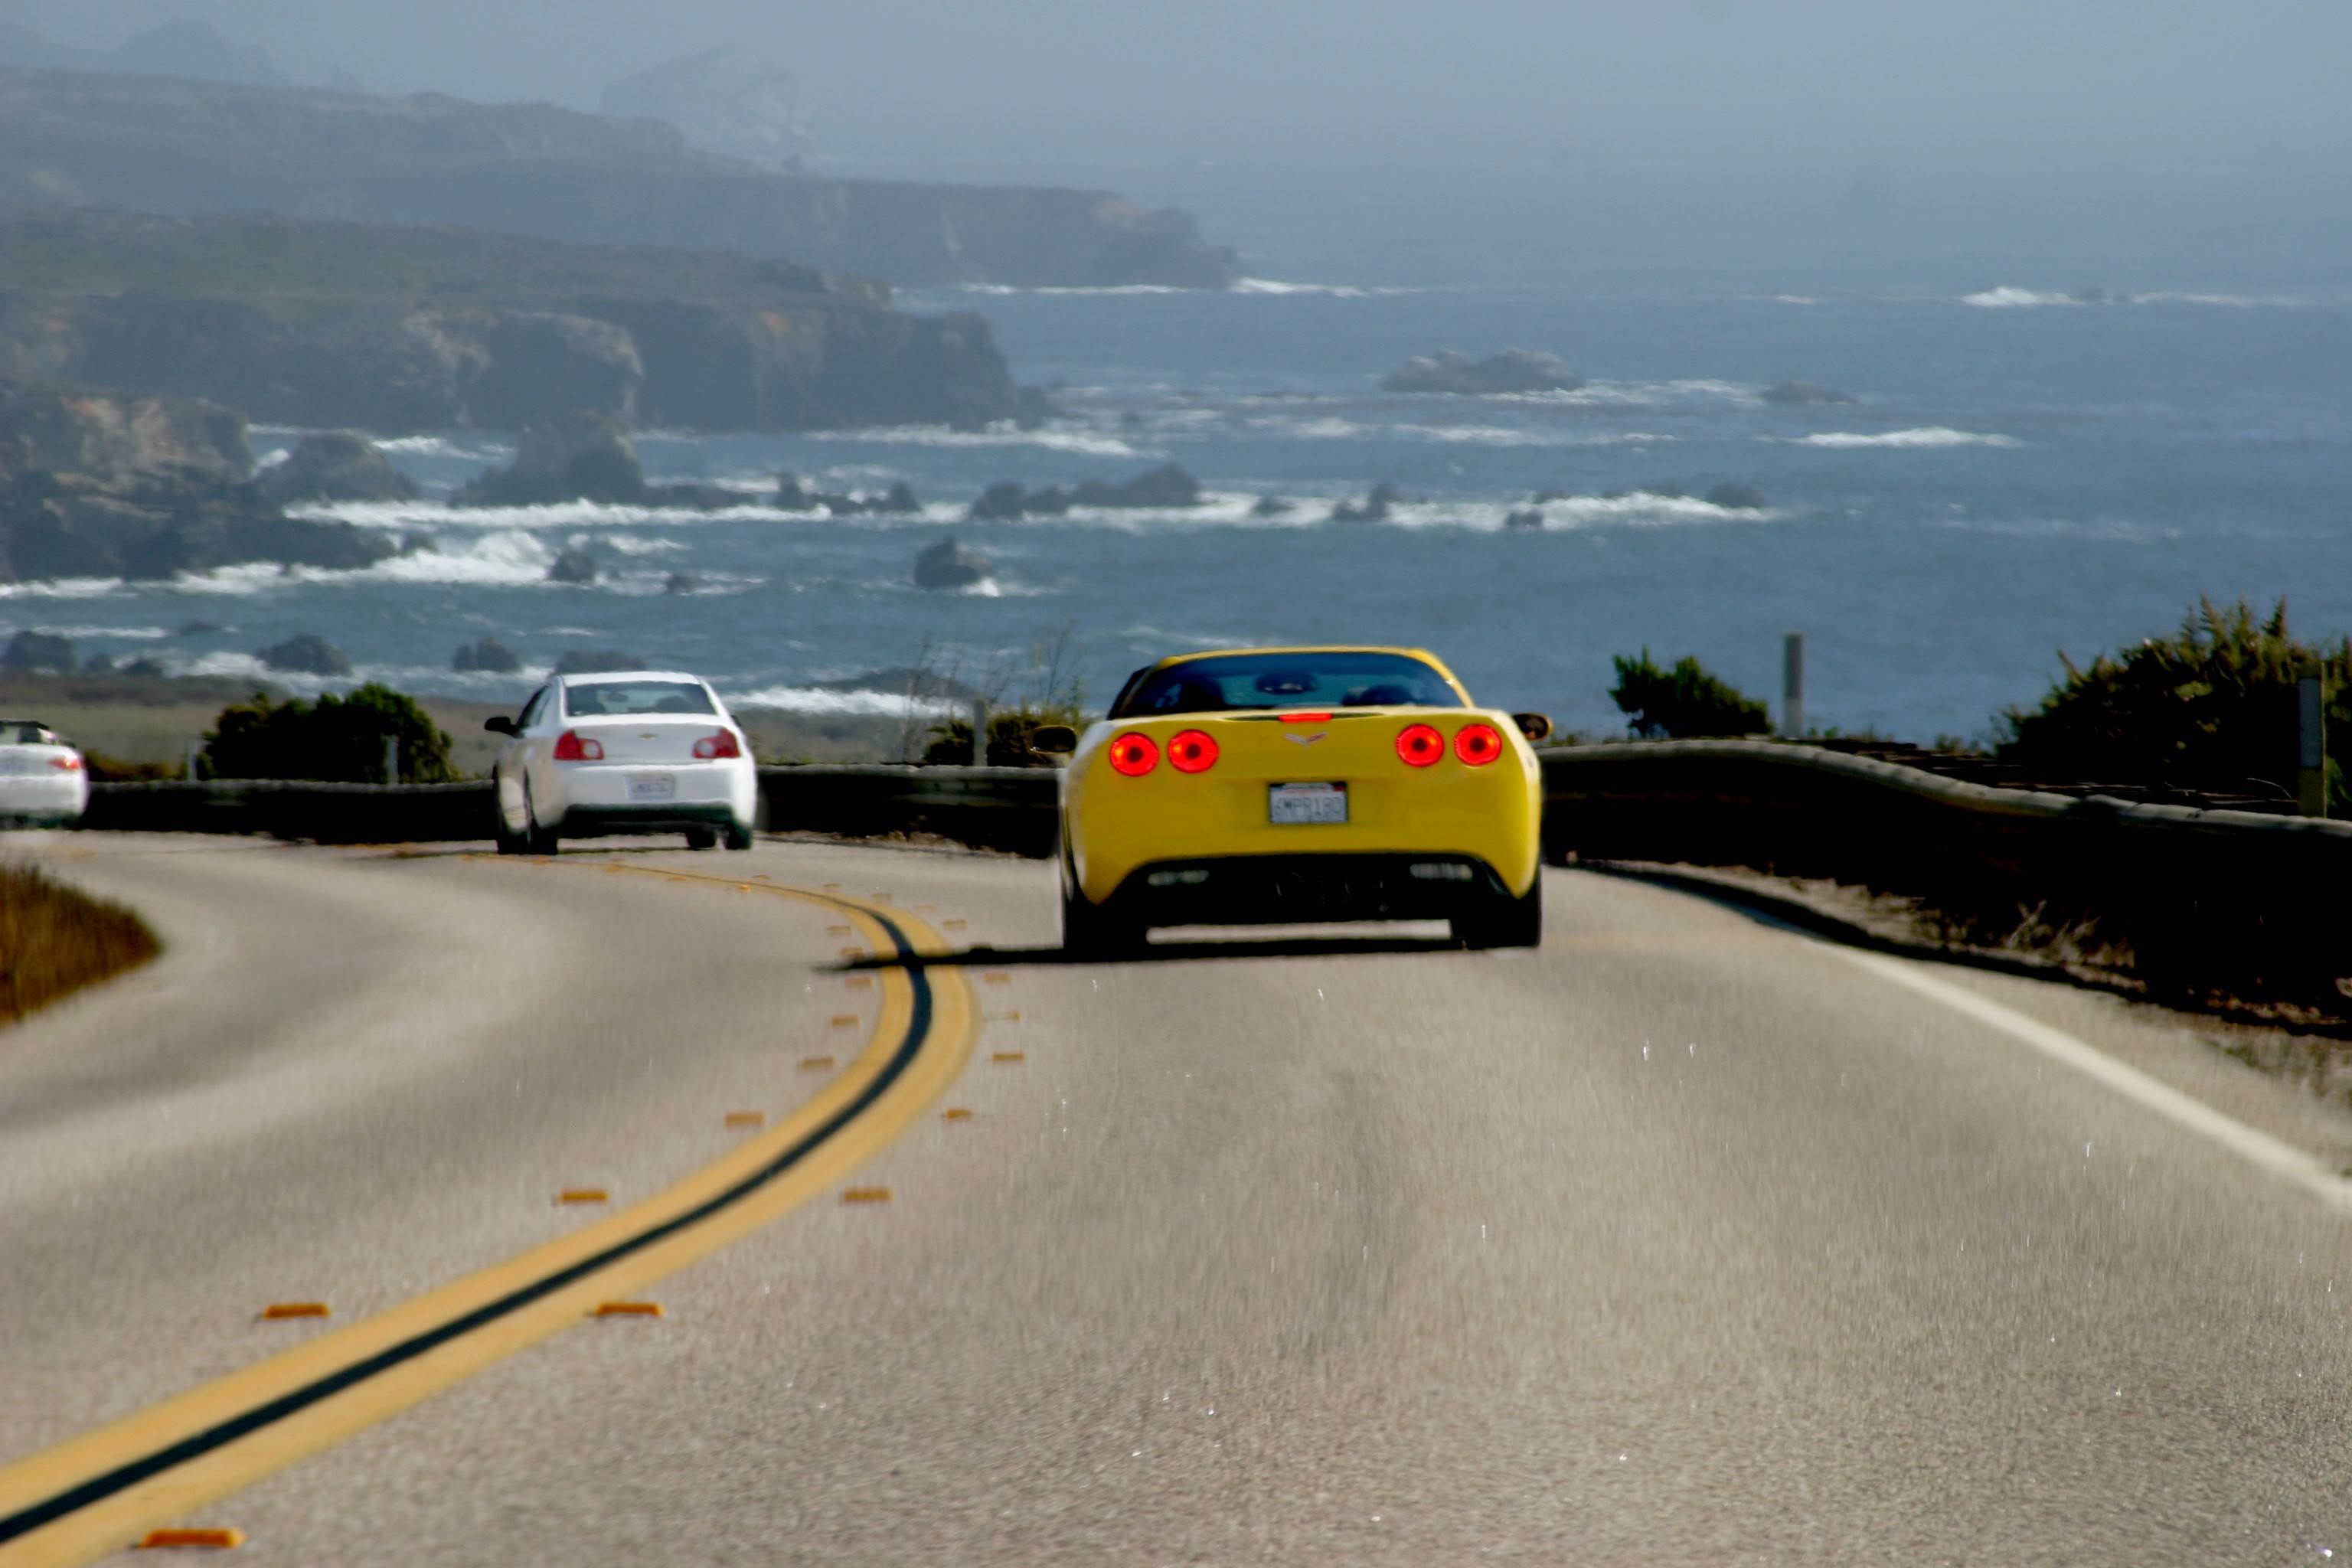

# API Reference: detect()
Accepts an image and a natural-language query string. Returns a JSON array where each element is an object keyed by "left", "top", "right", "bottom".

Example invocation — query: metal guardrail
[
  {"left": 1540, "top": 740, "right": 2352, "bottom": 1014},
  {"left": 80, "top": 766, "right": 1063, "bottom": 855}
]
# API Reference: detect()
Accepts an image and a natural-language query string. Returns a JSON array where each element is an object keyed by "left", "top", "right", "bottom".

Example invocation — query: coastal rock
[
  {"left": 1330, "top": 482, "right": 1401, "bottom": 523},
  {"left": 449, "top": 312, "right": 644, "bottom": 429},
  {"left": 965, "top": 464, "right": 1200, "bottom": 519},
  {"left": 1704, "top": 482, "right": 1767, "bottom": 511},
  {"left": 0, "top": 209, "right": 1037, "bottom": 433},
  {"left": 1383, "top": 350, "right": 1581, "bottom": 396},
  {"left": 2, "top": 629, "right": 73, "bottom": 671},
  {"left": 1250, "top": 495, "right": 1293, "bottom": 518},
  {"left": 1759, "top": 380, "right": 1857, "bottom": 406},
  {"left": 663, "top": 571, "right": 699, "bottom": 596},
  {"left": 773, "top": 471, "right": 921, "bottom": 516},
  {"left": 0, "top": 375, "right": 394, "bottom": 583},
  {"left": 256, "top": 632, "right": 350, "bottom": 675},
  {"left": 1504, "top": 508, "right": 1544, "bottom": 529},
  {"left": 451, "top": 635, "right": 519, "bottom": 673},
  {"left": 258, "top": 433, "right": 420, "bottom": 505},
  {"left": 546, "top": 547, "right": 598, "bottom": 585},
  {"left": 914, "top": 537, "right": 990, "bottom": 590},
  {"left": 455, "top": 414, "right": 645, "bottom": 508},
  {"left": 553, "top": 649, "right": 641, "bottom": 675}
]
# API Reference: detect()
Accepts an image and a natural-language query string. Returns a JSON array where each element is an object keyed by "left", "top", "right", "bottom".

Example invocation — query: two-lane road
[{"left": 6, "top": 834, "right": 2352, "bottom": 1564}]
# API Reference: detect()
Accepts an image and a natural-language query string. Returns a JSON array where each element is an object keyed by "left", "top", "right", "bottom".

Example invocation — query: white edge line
[{"left": 1834, "top": 946, "right": 2352, "bottom": 1211}]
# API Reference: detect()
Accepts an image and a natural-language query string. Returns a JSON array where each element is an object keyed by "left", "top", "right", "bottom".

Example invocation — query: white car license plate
[
  {"left": 626, "top": 773, "right": 676, "bottom": 802},
  {"left": 1269, "top": 781, "right": 1347, "bottom": 825}
]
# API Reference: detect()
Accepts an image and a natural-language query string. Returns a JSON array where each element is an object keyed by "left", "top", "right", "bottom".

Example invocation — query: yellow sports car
[{"left": 1037, "top": 646, "right": 1548, "bottom": 952}]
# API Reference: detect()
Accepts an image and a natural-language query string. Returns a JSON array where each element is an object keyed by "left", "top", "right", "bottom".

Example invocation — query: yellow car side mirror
[
  {"left": 1511, "top": 712, "right": 1553, "bottom": 743},
  {"left": 1027, "top": 724, "right": 1078, "bottom": 754}
]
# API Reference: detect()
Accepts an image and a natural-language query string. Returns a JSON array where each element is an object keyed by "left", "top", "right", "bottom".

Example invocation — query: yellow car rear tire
[{"left": 1454, "top": 874, "right": 1542, "bottom": 950}]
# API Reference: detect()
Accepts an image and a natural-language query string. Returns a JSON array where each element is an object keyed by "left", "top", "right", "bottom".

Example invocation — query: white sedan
[
  {"left": 486, "top": 672, "right": 756, "bottom": 854},
  {"left": 0, "top": 720, "right": 87, "bottom": 825}
]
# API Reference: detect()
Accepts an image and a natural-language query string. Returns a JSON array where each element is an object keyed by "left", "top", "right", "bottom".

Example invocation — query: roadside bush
[
  {"left": 1609, "top": 650, "right": 1772, "bottom": 740},
  {"left": 923, "top": 701, "right": 1082, "bottom": 767},
  {"left": 1998, "top": 596, "right": 2350, "bottom": 808},
  {"left": 203, "top": 684, "right": 457, "bottom": 783}
]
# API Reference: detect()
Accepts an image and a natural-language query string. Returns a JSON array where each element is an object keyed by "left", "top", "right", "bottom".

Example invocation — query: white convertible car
[
  {"left": 486, "top": 672, "right": 756, "bottom": 854},
  {"left": 0, "top": 720, "right": 87, "bottom": 825}
]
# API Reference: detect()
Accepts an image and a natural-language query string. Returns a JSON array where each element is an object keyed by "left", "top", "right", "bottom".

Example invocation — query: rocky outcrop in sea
[
  {"left": 0, "top": 376, "right": 392, "bottom": 583},
  {"left": 258, "top": 433, "right": 419, "bottom": 505},
  {"left": 914, "top": 538, "right": 991, "bottom": 590},
  {"left": 451, "top": 414, "right": 736, "bottom": 510},
  {"left": 966, "top": 464, "right": 1202, "bottom": 519}
]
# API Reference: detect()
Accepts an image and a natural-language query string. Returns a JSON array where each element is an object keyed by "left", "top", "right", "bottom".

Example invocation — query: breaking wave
[
  {"left": 726, "top": 685, "right": 956, "bottom": 717},
  {"left": 1800, "top": 427, "right": 2020, "bottom": 449},
  {"left": 802, "top": 423, "right": 1145, "bottom": 459}
]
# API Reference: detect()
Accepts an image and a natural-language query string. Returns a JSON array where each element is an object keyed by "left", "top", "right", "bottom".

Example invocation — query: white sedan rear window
[{"left": 564, "top": 681, "right": 716, "bottom": 717}]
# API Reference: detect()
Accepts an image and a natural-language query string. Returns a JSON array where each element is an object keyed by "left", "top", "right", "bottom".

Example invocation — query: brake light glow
[
  {"left": 1454, "top": 723, "right": 1504, "bottom": 766},
  {"left": 1167, "top": 730, "right": 1219, "bottom": 773},
  {"left": 1396, "top": 723, "right": 1444, "bottom": 766},
  {"left": 694, "top": 730, "right": 743, "bottom": 760},
  {"left": 1106, "top": 731, "right": 1159, "bottom": 776},
  {"left": 47, "top": 754, "right": 81, "bottom": 772},
  {"left": 1279, "top": 711, "right": 1333, "bottom": 724},
  {"left": 552, "top": 730, "right": 603, "bottom": 762}
]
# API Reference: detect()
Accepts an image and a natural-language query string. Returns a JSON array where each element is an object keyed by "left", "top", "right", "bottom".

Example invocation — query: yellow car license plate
[{"left": 1268, "top": 781, "right": 1347, "bottom": 825}]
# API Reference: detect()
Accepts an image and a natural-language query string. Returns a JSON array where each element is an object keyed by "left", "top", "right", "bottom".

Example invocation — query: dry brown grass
[{"left": 0, "top": 861, "right": 158, "bottom": 1023}]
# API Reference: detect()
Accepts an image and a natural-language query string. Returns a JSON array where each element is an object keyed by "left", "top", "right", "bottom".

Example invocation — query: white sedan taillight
[{"left": 694, "top": 730, "right": 743, "bottom": 760}]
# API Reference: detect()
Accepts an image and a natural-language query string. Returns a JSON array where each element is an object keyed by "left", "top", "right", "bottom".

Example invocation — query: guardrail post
[
  {"left": 969, "top": 697, "right": 988, "bottom": 766},
  {"left": 1781, "top": 632, "right": 1805, "bottom": 739},
  {"left": 2298, "top": 661, "right": 2327, "bottom": 817}
]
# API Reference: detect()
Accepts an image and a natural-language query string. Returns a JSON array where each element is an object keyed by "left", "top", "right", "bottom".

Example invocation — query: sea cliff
[
  {"left": 0, "top": 207, "right": 1036, "bottom": 432},
  {"left": 0, "top": 67, "right": 1240, "bottom": 289}
]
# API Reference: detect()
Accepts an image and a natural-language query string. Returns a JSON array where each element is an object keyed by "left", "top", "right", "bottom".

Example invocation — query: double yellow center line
[{"left": 0, "top": 864, "right": 975, "bottom": 1567}]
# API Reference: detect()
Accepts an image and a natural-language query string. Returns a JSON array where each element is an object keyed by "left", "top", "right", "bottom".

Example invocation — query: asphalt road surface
[{"left": 8, "top": 833, "right": 2352, "bottom": 1566}]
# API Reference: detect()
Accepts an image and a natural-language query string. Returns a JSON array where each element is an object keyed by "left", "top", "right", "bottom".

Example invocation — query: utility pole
[
  {"left": 1781, "top": 632, "right": 1805, "bottom": 740},
  {"left": 2298, "top": 661, "right": 2327, "bottom": 816}
]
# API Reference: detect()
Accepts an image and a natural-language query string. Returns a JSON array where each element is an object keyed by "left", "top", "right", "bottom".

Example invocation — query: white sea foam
[
  {"left": 1799, "top": 427, "right": 2021, "bottom": 449},
  {"left": 727, "top": 685, "right": 956, "bottom": 717},
  {"left": 1962, "top": 287, "right": 2084, "bottom": 309},
  {"left": 28, "top": 625, "right": 173, "bottom": 639},
  {"left": 372, "top": 434, "right": 515, "bottom": 459},
  {"left": 0, "top": 577, "right": 129, "bottom": 601},
  {"left": 803, "top": 422, "right": 1144, "bottom": 458},
  {"left": 292, "top": 499, "right": 785, "bottom": 531}
]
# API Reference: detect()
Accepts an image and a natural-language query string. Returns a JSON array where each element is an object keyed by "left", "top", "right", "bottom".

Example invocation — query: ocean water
[{"left": 13, "top": 194, "right": 2351, "bottom": 744}]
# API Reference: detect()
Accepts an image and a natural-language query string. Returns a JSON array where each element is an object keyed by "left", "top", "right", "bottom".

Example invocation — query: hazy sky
[{"left": 5, "top": 0, "right": 2347, "bottom": 183}]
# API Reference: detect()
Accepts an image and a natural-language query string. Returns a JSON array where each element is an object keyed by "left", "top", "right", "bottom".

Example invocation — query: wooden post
[
  {"left": 384, "top": 733, "right": 400, "bottom": 786},
  {"left": 969, "top": 698, "right": 988, "bottom": 766},
  {"left": 1781, "top": 632, "right": 1805, "bottom": 740},
  {"left": 2298, "top": 661, "right": 2326, "bottom": 816}
]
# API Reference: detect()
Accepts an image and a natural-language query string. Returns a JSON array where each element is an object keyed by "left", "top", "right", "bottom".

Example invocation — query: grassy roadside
[{"left": 0, "top": 862, "right": 158, "bottom": 1023}]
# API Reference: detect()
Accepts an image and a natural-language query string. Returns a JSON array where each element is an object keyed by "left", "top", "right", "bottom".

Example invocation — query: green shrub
[
  {"left": 1998, "top": 597, "right": 2349, "bottom": 808},
  {"left": 204, "top": 684, "right": 458, "bottom": 783},
  {"left": 922, "top": 701, "right": 1081, "bottom": 768},
  {"left": 1609, "top": 650, "right": 1772, "bottom": 740}
]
